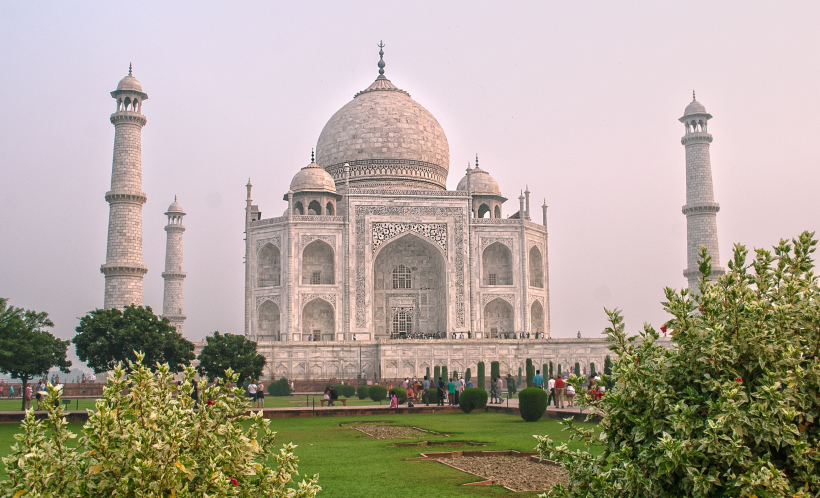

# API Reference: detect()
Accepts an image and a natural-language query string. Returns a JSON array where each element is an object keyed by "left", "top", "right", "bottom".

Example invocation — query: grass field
[{"left": 0, "top": 411, "right": 590, "bottom": 497}]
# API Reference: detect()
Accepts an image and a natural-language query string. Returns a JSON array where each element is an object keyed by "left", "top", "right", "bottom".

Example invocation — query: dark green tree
[
  {"left": 590, "top": 362, "right": 596, "bottom": 377},
  {"left": 490, "top": 361, "right": 500, "bottom": 380},
  {"left": 603, "top": 355, "right": 613, "bottom": 375},
  {"left": 442, "top": 366, "right": 448, "bottom": 382},
  {"left": 73, "top": 305, "right": 194, "bottom": 373},
  {"left": 0, "top": 298, "right": 71, "bottom": 411},
  {"left": 465, "top": 368, "right": 471, "bottom": 381},
  {"left": 542, "top": 363, "right": 548, "bottom": 380},
  {"left": 197, "top": 331, "right": 266, "bottom": 385},
  {"left": 574, "top": 362, "right": 580, "bottom": 376},
  {"left": 425, "top": 366, "right": 430, "bottom": 379},
  {"left": 526, "top": 358, "right": 534, "bottom": 387},
  {"left": 433, "top": 365, "right": 440, "bottom": 383},
  {"left": 557, "top": 364, "right": 562, "bottom": 376},
  {"left": 477, "top": 362, "right": 485, "bottom": 390},
  {"left": 549, "top": 361, "right": 554, "bottom": 378}
]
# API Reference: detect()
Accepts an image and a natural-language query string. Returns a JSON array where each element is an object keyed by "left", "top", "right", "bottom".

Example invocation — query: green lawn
[{"left": 0, "top": 411, "right": 591, "bottom": 497}]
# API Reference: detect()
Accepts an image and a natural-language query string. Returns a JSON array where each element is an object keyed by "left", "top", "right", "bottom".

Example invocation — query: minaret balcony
[
  {"left": 101, "top": 264, "right": 148, "bottom": 276},
  {"left": 105, "top": 191, "right": 147, "bottom": 205},
  {"left": 110, "top": 111, "right": 147, "bottom": 126},
  {"left": 161, "top": 271, "right": 187, "bottom": 279},
  {"left": 681, "top": 132, "right": 713, "bottom": 145},
  {"left": 682, "top": 202, "right": 720, "bottom": 215}
]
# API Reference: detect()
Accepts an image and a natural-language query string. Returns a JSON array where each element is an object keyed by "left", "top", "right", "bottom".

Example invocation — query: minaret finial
[
  {"left": 311, "top": 148, "right": 314, "bottom": 163},
  {"left": 174, "top": 195, "right": 177, "bottom": 202},
  {"left": 475, "top": 153, "right": 479, "bottom": 169},
  {"left": 129, "top": 63, "right": 132, "bottom": 76},
  {"left": 377, "top": 41, "right": 386, "bottom": 77},
  {"left": 693, "top": 90, "right": 696, "bottom": 101}
]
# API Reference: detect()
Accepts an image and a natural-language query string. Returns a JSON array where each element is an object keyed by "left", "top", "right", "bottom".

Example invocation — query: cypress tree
[
  {"left": 558, "top": 364, "right": 562, "bottom": 376},
  {"left": 477, "top": 362, "right": 485, "bottom": 390},
  {"left": 465, "top": 368, "right": 471, "bottom": 381},
  {"left": 442, "top": 366, "right": 448, "bottom": 382},
  {"left": 574, "top": 362, "right": 581, "bottom": 376},
  {"left": 549, "top": 361, "right": 554, "bottom": 378},
  {"left": 434, "top": 365, "right": 440, "bottom": 383},
  {"left": 490, "top": 361, "right": 500, "bottom": 380},
  {"left": 526, "top": 358, "right": 534, "bottom": 387},
  {"left": 590, "top": 363, "right": 596, "bottom": 377}
]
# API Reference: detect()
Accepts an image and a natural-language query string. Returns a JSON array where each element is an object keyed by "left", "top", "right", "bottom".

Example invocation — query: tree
[
  {"left": 465, "top": 368, "right": 472, "bottom": 381},
  {"left": 197, "top": 331, "right": 266, "bottom": 385},
  {"left": 0, "top": 298, "right": 71, "bottom": 411},
  {"left": 73, "top": 305, "right": 194, "bottom": 373},
  {"left": 549, "top": 361, "right": 554, "bottom": 378},
  {"left": 557, "top": 364, "right": 562, "bottom": 376},
  {"left": 590, "top": 362, "right": 596, "bottom": 377},
  {"left": 0, "top": 354, "right": 319, "bottom": 497},
  {"left": 433, "top": 365, "right": 440, "bottom": 382},
  {"left": 574, "top": 361, "right": 580, "bottom": 376},
  {"left": 441, "top": 366, "right": 448, "bottom": 382},
  {"left": 603, "top": 355, "right": 612, "bottom": 375},
  {"left": 477, "top": 362, "right": 485, "bottom": 390},
  {"left": 526, "top": 358, "right": 534, "bottom": 387},
  {"left": 490, "top": 361, "right": 500, "bottom": 380},
  {"left": 542, "top": 363, "right": 548, "bottom": 380},
  {"left": 537, "top": 233, "right": 820, "bottom": 497}
]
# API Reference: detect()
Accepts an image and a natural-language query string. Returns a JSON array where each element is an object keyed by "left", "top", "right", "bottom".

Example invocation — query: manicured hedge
[
  {"left": 356, "top": 385, "right": 370, "bottom": 399},
  {"left": 268, "top": 377, "right": 291, "bottom": 396},
  {"left": 459, "top": 388, "right": 488, "bottom": 413},
  {"left": 389, "top": 387, "right": 407, "bottom": 404},
  {"left": 518, "top": 387, "right": 548, "bottom": 422},
  {"left": 343, "top": 384, "right": 356, "bottom": 398},
  {"left": 369, "top": 385, "right": 387, "bottom": 402}
]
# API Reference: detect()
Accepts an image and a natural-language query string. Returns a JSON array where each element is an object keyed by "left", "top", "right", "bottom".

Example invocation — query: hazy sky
[{"left": 2, "top": 2, "right": 819, "bottom": 369}]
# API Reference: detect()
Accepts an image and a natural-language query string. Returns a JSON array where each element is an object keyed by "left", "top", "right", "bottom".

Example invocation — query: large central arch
[{"left": 373, "top": 233, "right": 447, "bottom": 339}]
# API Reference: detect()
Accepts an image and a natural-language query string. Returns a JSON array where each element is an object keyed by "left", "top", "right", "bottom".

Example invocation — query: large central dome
[{"left": 315, "top": 49, "right": 449, "bottom": 190}]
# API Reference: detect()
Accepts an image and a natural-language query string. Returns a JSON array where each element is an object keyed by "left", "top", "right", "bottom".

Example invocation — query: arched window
[
  {"left": 392, "top": 264, "right": 412, "bottom": 289},
  {"left": 478, "top": 203, "right": 491, "bottom": 218},
  {"left": 529, "top": 246, "right": 544, "bottom": 288},
  {"left": 392, "top": 309, "right": 412, "bottom": 337},
  {"left": 302, "top": 240, "right": 334, "bottom": 285},
  {"left": 326, "top": 202, "right": 335, "bottom": 215},
  {"left": 293, "top": 201, "right": 304, "bottom": 215},
  {"left": 307, "top": 200, "right": 322, "bottom": 215},
  {"left": 483, "top": 242, "right": 513, "bottom": 285},
  {"left": 494, "top": 206, "right": 501, "bottom": 219},
  {"left": 257, "top": 244, "right": 281, "bottom": 287}
]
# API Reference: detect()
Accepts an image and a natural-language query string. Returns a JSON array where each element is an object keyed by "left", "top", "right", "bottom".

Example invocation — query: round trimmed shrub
[
  {"left": 356, "top": 385, "right": 370, "bottom": 399},
  {"left": 342, "top": 384, "right": 356, "bottom": 398},
  {"left": 369, "top": 385, "right": 387, "bottom": 402},
  {"left": 459, "top": 388, "right": 488, "bottom": 413},
  {"left": 518, "top": 387, "right": 548, "bottom": 422},
  {"left": 389, "top": 387, "right": 407, "bottom": 404},
  {"left": 268, "top": 377, "right": 291, "bottom": 396}
]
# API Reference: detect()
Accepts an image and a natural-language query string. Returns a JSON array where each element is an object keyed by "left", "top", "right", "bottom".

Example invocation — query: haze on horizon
[{"left": 1, "top": 2, "right": 819, "bottom": 370}]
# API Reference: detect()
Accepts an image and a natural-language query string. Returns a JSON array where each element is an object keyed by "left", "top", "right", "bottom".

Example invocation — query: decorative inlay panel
[
  {"left": 300, "top": 234, "right": 336, "bottom": 250},
  {"left": 255, "top": 235, "right": 282, "bottom": 253},
  {"left": 481, "top": 293, "right": 515, "bottom": 308},
  {"left": 372, "top": 223, "right": 447, "bottom": 255},
  {"left": 480, "top": 237, "right": 513, "bottom": 253},
  {"left": 355, "top": 205, "right": 466, "bottom": 327},
  {"left": 255, "top": 294, "right": 281, "bottom": 308},
  {"left": 301, "top": 293, "right": 337, "bottom": 310},
  {"left": 528, "top": 294, "right": 545, "bottom": 307}
]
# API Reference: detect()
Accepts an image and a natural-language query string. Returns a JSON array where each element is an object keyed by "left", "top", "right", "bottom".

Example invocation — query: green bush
[
  {"left": 490, "top": 361, "right": 500, "bottom": 380},
  {"left": 368, "top": 385, "right": 387, "bottom": 402},
  {"left": 590, "top": 362, "right": 596, "bottom": 377},
  {"left": 465, "top": 368, "right": 471, "bottom": 381},
  {"left": 268, "top": 377, "right": 291, "bottom": 396},
  {"left": 441, "top": 366, "right": 448, "bottom": 382},
  {"left": 549, "top": 361, "right": 554, "bottom": 379},
  {"left": 536, "top": 234, "right": 820, "bottom": 496},
  {"left": 388, "top": 387, "right": 407, "bottom": 404},
  {"left": 425, "top": 366, "right": 430, "bottom": 379},
  {"left": 459, "top": 388, "right": 488, "bottom": 413},
  {"left": 518, "top": 387, "right": 548, "bottom": 422},
  {"left": 342, "top": 384, "right": 355, "bottom": 398},
  {"left": 433, "top": 366, "right": 440, "bottom": 383},
  {"left": 574, "top": 362, "right": 580, "bottom": 377},
  {"left": 356, "top": 385, "right": 369, "bottom": 399},
  {"left": 477, "top": 362, "right": 485, "bottom": 390}
]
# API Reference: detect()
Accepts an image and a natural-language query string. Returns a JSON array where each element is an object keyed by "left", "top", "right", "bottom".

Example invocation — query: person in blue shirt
[{"left": 533, "top": 370, "right": 544, "bottom": 389}]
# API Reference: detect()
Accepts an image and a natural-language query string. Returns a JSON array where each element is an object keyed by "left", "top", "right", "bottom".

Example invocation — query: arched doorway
[
  {"left": 302, "top": 240, "right": 334, "bottom": 285},
  {"left": 373, "top": 233, "right": 447, "bottom": 339},
  {"left": 484, "top": 298, "right": 513, "bottom": 338},
  {"left": 531, "top": 300, "right": 544, "bottom": 335},
  {"left": 257, "top": 244, "right": 281, "bottom": 287},
  {"left": 258, "top": 300, "right": 280, "bottom": 340},
  {"left": 302, "top": 298, "right": 334, "bottom": 341}
]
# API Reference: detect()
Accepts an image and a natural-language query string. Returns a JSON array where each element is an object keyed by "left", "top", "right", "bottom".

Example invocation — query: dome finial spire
[
  {"left": 311, "top": 148, "right": 315, "bottom": 163},
  {"left": 475, "top": 153, "right": 479, "bottom": 169},
  {"left": 693, "top": 90, "right": 696, "bottom": 101},
  {"left": 377, "top": 40, "right": 386, "bottom": 78},
  {"left": 129, "top": 63, "right": 132, "bottom": 76}
]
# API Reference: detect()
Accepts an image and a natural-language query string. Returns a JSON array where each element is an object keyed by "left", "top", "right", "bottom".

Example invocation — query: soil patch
[
  {"left": 416, "top": 450, "right": 568, "bottom": 492},
  {"left": 393, "top": 440, "right": 486, "bottom": 448},
  {"left": 353, "top": 424, "right": 439, "bottom": 439}
]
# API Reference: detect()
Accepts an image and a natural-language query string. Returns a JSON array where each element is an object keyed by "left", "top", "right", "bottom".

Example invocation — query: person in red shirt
[{"left": 553, "top": 376, "right": 565, "bottom": 409}]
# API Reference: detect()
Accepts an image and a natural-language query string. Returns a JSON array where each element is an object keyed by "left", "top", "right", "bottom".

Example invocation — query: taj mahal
[{"left": 98, "top": 44, "right": 722, "bottom": 380}]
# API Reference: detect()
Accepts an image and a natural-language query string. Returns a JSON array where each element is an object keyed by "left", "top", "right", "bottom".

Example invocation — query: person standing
[
  {"left": 247, "top": 381, "right": 257, "bottom": 408},
  {"left": 554, "top": 376, "right": 565, "bottom": 409},
  {"left": 437, "top": 377, "right": 446, "bottom": 406},
  {"left": 446, "top": 377, "right": 455, "bottom": 405},
  {"left": 23, "top": 384, "right": 32, "bottom": 411},
  {"left": 36, "top": 380, "right": 46, "bottom": 410},
  {"left": 533, "top": 370, "right": 544, "bottom": 389},
  {"left": 547, "top": 376, "right": 556, "bottom": 407},
  {"left": 256, "top": 381, "right": 265, "bottom": 408},
  {"left": 423, "top": 376, "right": 431, "bottom": 405},
  {"left": 505, "top": 373, "right": 515, "bottom": 399},
  {"left": 494, "top": 377, "right": 504, "bottom": 404}
]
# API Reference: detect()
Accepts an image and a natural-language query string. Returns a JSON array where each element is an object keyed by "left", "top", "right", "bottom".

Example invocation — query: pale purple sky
[{"left": 2, "top": 3, "right": 819, "bottom": 368}]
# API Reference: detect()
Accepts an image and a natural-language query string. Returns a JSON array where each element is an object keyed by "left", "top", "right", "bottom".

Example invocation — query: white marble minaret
[
  {"left": 101, "top": 65, "right": 148, "bottom": 308},
  {"left": 680, "top": 92, "right": 724, "bottom": 291},
  {"left": 162, "top": 197, "right": 187, "bottom": 333}
]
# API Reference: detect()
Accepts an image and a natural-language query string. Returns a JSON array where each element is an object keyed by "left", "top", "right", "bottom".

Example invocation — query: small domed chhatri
[
  {"left": 457, "top": 163, "right": 502, "bottom": 197},
  {"left": 166, "top": 196, "right": 184, "bottom": 214},
  {"left": 315, "top": 42, "right": 450, "bottom": 190},
  {"left": 683, "top": 91, "right": 708, "bottom": 116},
  {"left": 289, "top": 152, "right": 337, "bottom": 194},
  {"left": 116, "top": 63, "right": 144, "bottom": 93}
]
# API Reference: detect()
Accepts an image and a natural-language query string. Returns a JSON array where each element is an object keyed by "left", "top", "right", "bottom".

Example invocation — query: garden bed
[{"left": 412, "top": 450, "right": 568, "bottom": 492}]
